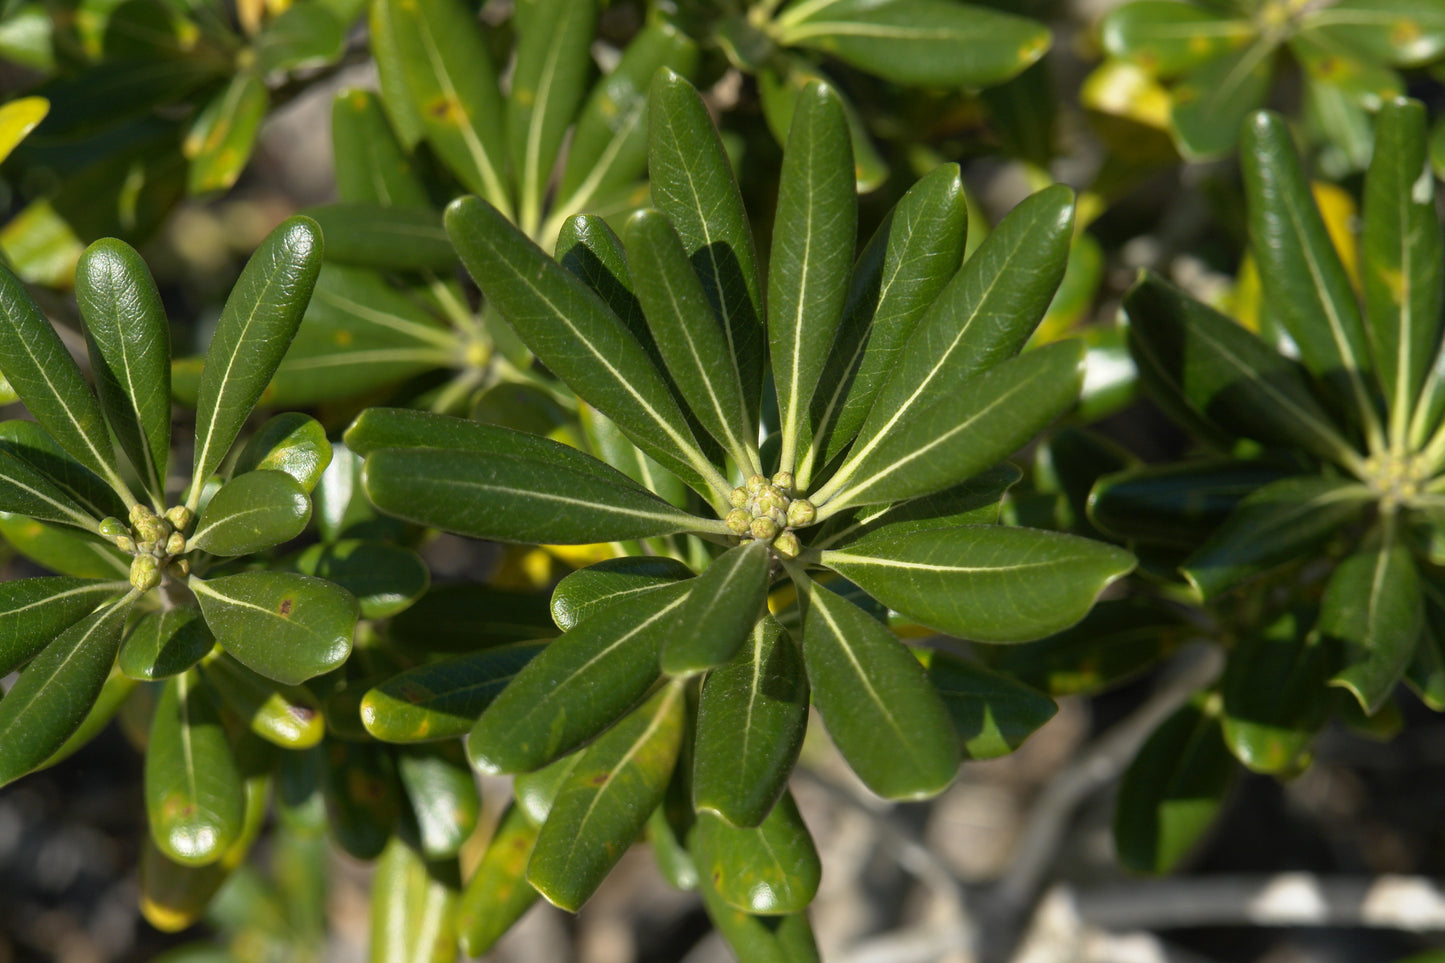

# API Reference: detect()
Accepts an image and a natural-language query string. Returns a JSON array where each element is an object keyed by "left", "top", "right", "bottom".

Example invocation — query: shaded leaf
[
  {"left": 1170, "top": 41, "right": 1275, "bottom": 160},
  {"left": 456, "top": 804, "right": 542, "bottom": 958},
  {"left": 330, "top": 87, "right": 432, "bottom": 208},
  {"left": 926, "top": 651, "right": 1057, "bottom": 760},
  {"left": 691, "top": 791, "right": 819, "bottom": 914},
  {"left": 1325, "top": 535, "right": 1422, "bottom": 714},
  {"left": 360, "top": 642, "right": 546, "bottom": 744},
  {"left": 231, "top": 412, "right": 332, "bottom": 494},
  {"left": 119, "top": 605, "right": 215, "bottom": 681},
  {"left": 661, "top": 540, "right": 770, "bottom": 677},
  {"left": 324, "top": 739, "right": 401, "bottom": 861},
  {"left": 285, "top": 539, "right": 428, "bottom": 620},
  {"left": 0, "top": 576, "right": 125, "bottom": 676},
  {"left": 200, "top": 652, "right": 325, "bottom": 750},
  {"left": 1222, "top": 609, "right": 1335, "bottom": 773},
  {"left": 306, "top": 203, "right": 456, "bottom": 270},
  {"left": 0, "top": 513, "right": 129, "bottom": 579}
]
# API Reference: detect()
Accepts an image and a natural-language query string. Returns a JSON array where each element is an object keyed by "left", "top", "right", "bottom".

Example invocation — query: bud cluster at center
[
  {"left": 724, "top": 471, "right": 816, "bottom": 559},
  {"left": 101, "top": 503, "right": 196, "bottom": 592}
]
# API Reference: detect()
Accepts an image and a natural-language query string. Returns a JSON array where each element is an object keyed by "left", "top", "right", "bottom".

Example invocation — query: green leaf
[
  {"left": 0, "top": 592, "right": 132, "bottom": 786},
  {"left": 580, "top": 404, "right": 692, "bottom": 512},
  {"left": 200, "top": 652, "right": 325, "bottom": 749},
  {"left": 75, "top": 238, "right": 171, "bottom": 501},
  {"left": 803, "top": 163, "right": 969, "bottom": 480},
  {"left": 0, "top": 445, "right": 103, "bottom": 529},
  {"left": 370, "top": 837, "right": 459, "bottom": 963},
  {"left": 815, "top": 466, "right": 1017, "bottom": 549},
  {"left": 185, "top": 73, "right": 268, "bottom": 194},
  {"left": 0, "top": 576, "right": 126, "bottom": 676},
  {"left": 1290, "top": 30, "right": 1401, "bottom": 111},
  {"left": 626, "top": 208, "right": 758, "bottom": 474},
  {"left": 305, "top": 203, "right": 455, "bottom": 271},
  {"left": 360, "top": 642, "right": 546, "bottom": 743},
  {"left": 818, "top": 340, "right": 1085, "bottom": 514},
  {"left": 1308, "top": 0, "right": 1445, "bottom": 66},
  {"left": 284, "top": 539, "right": 428, "bottom": 620},
  {"left": 1182, "top": 476, "right": 1373, "bottom": 599},
  {"left": 119, "top": 605, "right": 215, "bottom": 681},
  {"left": 231, "top": 412, "right": 332, "bottom": 494},
  {"left": 189, "top": 216, "right": 323, "bottom": 505},
  {"left": 0, "top": 420, "right": 127, "bottom": 522},
  {"left": 1088, "top": 460, "right": 1293, "bottom": 548},
  {"left": 757, "top": 56, "right": 888, "bottom": 193},
  {"left": 330, "top": 87, "right": 432, "bottom": 208},
  {"left": 363, "top": 444, "right": 711, "bottom": 544},
  {"left": 1360, "top": 99, "right": 1443, "bottom": 441},
  {"left": 801, "top": 581, "right": 958, "bottom": 799},
  {"left": 395, "top": 741, "right": 480, "bottom": 860},
  {"left": 698, "top": 865, "right": 821, "bottom": 963},
  {"left": 692, "top": 615, "right": 808, "bottom": 827},
  {"left": 514, "top": 753, "right": 582, "bottom": 825},
  {"left": 823, "top": 524, "right": 1134, "bottom": 642},
  {"left": 0, "top": 260, "right": 127, "bottom": 500},
  {"left": 1243, "top": 109, "right": 1375, "bottom": 424},
  {"left": 145, "top": 668, "right": 247, "bottom": 866},
  {"left": 648, "top": 799, "right": 699, "bottom": 891},
  {"left": 0, "top": 513, "right": 129, "bottom": 579},
  {"left": 691, "top": 791, "right": 819, "bottom": 914},
  {"left": 925, "top": 651, "right": 1057, "bottom": 760},
  {"left": 769, "top": 81, "right": 856, "bottom": 473},
  {"left": 1115, "top": 697, "right": 1235, "bottom": 873},
  {"left": 661, "top": 540, "right": 770, "bottom": 677},
  {"left": 188, "top": 469, "right": 311, "bottom": 557},
  {"left": 550, "top": 555, "right": 695, "bottom": 631},
  {"left": 379, "top": 0, "right": 510, "bottom": 213},
  {"left": 507, "top": 0, "right": 596, "bottom": 235},
  {"left": 1124, "top": 271, "right": 1361, "bottom": 467},
  {"left": 445, "top": 195, "right": 726, "bottom": 500},
  {"left": 254, "top": 3, "right": 344, "bottom": 73},
  {"left": 323, "top": 738, "right": 401, "bottom": 861},
  {"left": 468, "top": 580, "right": 690, "bottom": 774},
  {"left": 41, "top": 666, "right": 135, "bottom": 772},
  {"left": 556, "top": 214, "right": 648, "bottom": 354},
  {"left": 1100, "top": 1, "right": 1253, "bottom": 77},
  {"left": 191, "top": 571, "right": 356, "bottom": 685},
  {"left": 1325, "top": 535, "right": 1422, "bottom": 714},
  {"left": 1221, "top": 608, "right": 1335, "bottom": 774},
  {"left": 527, "top": 682, "right": 685, "bottom": 911},
  {"left": 367, "top": 0, "right": 424, "bottom": 149},
  {"left": 456, "top": 804, "right": 542, "bottom": 958},
  {"left": 388, "top": 582, "right": 554, "bottom": 653},
  {"left": 1170, "top": 41, "right": 1276, "bottom": 160},
  {"left": 648, "top": 70, "right": 765, "bottom": 429},
  {"left": 773, "top": 0, "right": 1049, "bottom": 87},
  {"left": 554, "top": 22, "right": 698, "bottom": 222}
]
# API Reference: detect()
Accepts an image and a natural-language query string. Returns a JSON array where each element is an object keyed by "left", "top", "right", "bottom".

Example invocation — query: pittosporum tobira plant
[
  {"left": 350, "top": 69, "right": 1135, "bottom": 956},
  {"left": 1094, "top": 96, "right": 1445, "bottom": 872},
  {"left": 0, "top": 216, "right": 367, "bottom": 880}
]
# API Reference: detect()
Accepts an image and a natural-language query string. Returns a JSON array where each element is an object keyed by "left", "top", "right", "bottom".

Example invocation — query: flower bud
[
  {"left": 114, "top": 536, "right": 136, "bottom": 554},
  {"left": 165, "top": 532, "right": 187, "bottom": 556},
  {"left": 749, "top": 516, "right": 778, "bottom": 541},
  {"left": 726, "top": 508, "right": 753, "bottom": 535},
  {"left": 786, "top": 499, "right": 816, "bottom": 529},
  {"left": 772, "top": 531, "right": 801, "bottom": 559},
  {"left": 164, "top": 505, "right": 195, "bottom": 534},
  {"left": 98, "top": 517, "right": 128, "bottom": 540},
  {"left": 130, "top": 554, "right": 161, "bottom": 592},
  {"left": 745, "top": 474, "right": 767, "bottom": 494},
  {"left": 730, "top": 487, "right": 749, "bottom": 509},
  {"left": 771, "top": 471, "right": 794, "bottom": 492}
]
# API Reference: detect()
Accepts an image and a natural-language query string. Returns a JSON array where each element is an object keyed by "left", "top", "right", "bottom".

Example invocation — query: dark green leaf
[
  {"left": 191, "top": 570, "right": 356, "bottom": 685},
  {"left": 323, "top": 739, "right": 400, "bottom": 861},
  {"left": 468, "top": 580, "right": 690, "bottom": 774},
  {"left": 456, "top": 804, "right": 541, "bottom": 958},
  {"left": 527, "top": 682, "right": 685, "bottom": 911},
  {"left": 395, "top": 741, "right": 480, "bottom": 860},
  {"left": 231, "top": 412, "right": 332, "bottom": 494},
  {"left": 801, "top": 581, "right": 958, "bottom": 798},
  {"left": 550, "top": 555, "right": 695, "bottom": 631},
  {"left": 254, "top": 3, "right": 344, "bottom": 73},
  {"left": 367, "top": 0, "right": 424, "bottom": 148},
  {"left": 661, "top": 540, "right": 770, "bottom": 677},
  {"left": 360, "top": 642, "right": 546, "bottom": 743},
  {"left": 0, "top": 446, "right": 103, "bottom": 529},
  {"left": 556, "top": 214, "right": 648, "bottom": 352},
  {"left": 0, "top": 576, "right": 125, "bottom": 676},
  {"left": 284, "top": 539, "right": 428, "bottom": 620},
  {"left": 1308, "top": 0, "right": 1445, "bottom": 66},
  {"left": 1221, "top": 609, "right": 1335, "bottom": 773},
  {"left": 370, "top": 836, "right": 459, "bottom": 963},
  {"left": 1325, "top": 535, "right": 1422, "bottom": 714},
  {"left": 514, "top": 753, "right": 582, "bottom": 825},
  {"left": 0, "top": 420, "right": 127, "bottom": 522},
  {"left": 580, "top": 404, "right": 692, "bottom": 511},
  {"left": 0, "top": 513, "right": 129, "bottom": 579},
  {"left": 698, "top": 867, "right": 821, "bottom": 963},
  {"left": 185, "top": 73, "right": 268, "bottom": 195},
  {"left": 200, "top": 652, "right": 325, "bottom": 749},
  {"left": 1089, "top": 460, "right": 1293, "bottom": 548},
  {"left": 330, "top": 87, "right": 431, "bottom": 208},
  {"left": 305, "top": 203, "right": 456, "bottom": 270},
  {"left": 145, "top": 668, "right": 246, "bottom": 866},
  {"left": 119, "top": 605, "right": 215, "bottom": 681},
  {"left": 693, "top": 616, "right": 808, "bottom": 827},
  {"left": 1115, "top": 698, "right": 1235, "bottom": 874},
  {"left": 188, "top": 469, "right": 311, "bottom": 557},
  {"left": 75, "top": 238, "right": 171, "bottom": 501},
  {"left": 815, "top": 466, "right": 1017, "bottom": 549},
  {"left": 1170, "top": 41, "right": 1275, "bottom": 160},
  {"left": 691, "top": 791, "right": 819, "bottom": 914},
  {"left": 0, "top": 592, "right": 132, "bottom": 786},
  {"left": 389, "top": 582, "right": 554, "bottom": 653},
  {"left": 188, "top": 216, "right": 323, "bottom": 503},
  {"left": 926, "top": 651, "right": 1057, "bottom": 760}
]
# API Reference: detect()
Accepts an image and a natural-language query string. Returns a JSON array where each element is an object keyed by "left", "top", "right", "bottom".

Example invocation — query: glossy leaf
[
  {"left": 507, "top": 0, "right": 595, "bottom": 234},
  {"left": 380, "top": 0, "right": 509, "bottom": 212},
  {"left": 823, "top": 524, "right": 1133, "bottom": 642},
  {"left": 769, "top": 81, "right": 856, "bottom": 472},
  {"left": 815, "top": 466, "right": 1017, "bottom": 549},
  {"left": 773, "top": 0, "right": 1049, "bottom": 87},
  {"left": 1124, "top": 271, "right": 1359, "bottom": 466},
  {"left": 0, "top": 446, "right": 103, "bottom": 529},
  {"left": 145, "top": 668, "right": 246, "bottom": 866},
  {"left": 0, "top": 576, "right": 125, "bottom": 676},
  {"left": 75, "top": 238, "right": 171, "bottom": 501},
  {"left": 201, "top": 653, "right": 325, "bottom": 750},
  {"left": 819, "top": 341, "right": 1085, "bottom": 514},
  {"left": 0, "top": 420, "right": 127, "bottom": 522},
  {"left": 370, "top": 837, "right": 459, "bottom": 963},
  {"left": 1183, "top": 477, "right": 1373, "bottom": 599},
  {"left": 804, "top": 164, "right": 969, "bottom": 479},
  {"left": 331, "top": 88, "right": 431, "bottom": 208},
  {"left": 693, "top": 615, "right": 809, "bottom": 826},
  {"left": 1101, "top": 2, "right": 1252, "bottom": 78},
  {"left": 185, "top": 73, "right": 268, "bottom": 194},
  {"left": 648, "top": 70, "right": 764, "bottom": 427},
  {"left": 360, "top": 641, "right": 546, "bottom": 743},
  {"left": 926, "top": 651, "right": 1057, "bottom": 760},
  {"left": 191, "top": 571, "right": 356, "bottom": 685},
  {"left": 661, "top": 540, "right": 770, "bottom": 677},
  {"left": 514, "top": 753, "right": 583, "bottom": 826},
  {"left": 468, "top": 581, "right": 690, "bottom": 774},
  {"left": 0, "top": 592, "right": 132, "bottom": 786},
  {"left": 445, "top": 195, "right": 725, "bottom": 499},
  {"left": 306, "top": 203, "right": 456, "bottom": 271},
  {"left": 1114, "top": 698, "right": 1235, "bottom": 874},
  {"left": 698, "top": 867, "right": 821, "bottom": 963},
  {"left": 1222, "top": 609, "right": 1335, "bottom": 773},
  {"left": 1170, "top": 42, "right": 1275, "bottom": 160},
  {"left": 231, "top": 412, "right": 332, "bottom": 494},
  {"left": 456, "top": 804, "right": 542, "bottom": 958},
  {"left": 189, "top": 216, "right": 323, "bottom": 502},
  {"left": 395, "top": 741, "right": 480, "bottom": 860},
  {"left": 119, "top": 605, "right": 215, "bottom": 681},
  {"left": 285, "top": 539, "right": 428, "bottom": 620},
  {"left": 363, "top": 444, "right": 710, "bottom": 544},
  {"left": 550, "top": 555, "right": 694, "bottom": 631},
  {"left": 324, "top": 739, "right": 401, "bottom": 861},
  {"left": 188, "top": 469, "right": 311, "bottom": 557},
  {"left": 1325, "top": 536, "right": 1422, "bottom": 714},
  {"left": 801, "top": 581, "right": 958, "bottom": 799},
  {"left": 692, "top": 792, "right": 819, "bottom": 914},
  {"left": 527, "top": 682, "right": 685, "bottom": 911},
  {"left": 0, "top": 514, "right": 129, "bottom": 579},
  {"left": 0, "top": 260, "right": 125, "bottom": 499}
]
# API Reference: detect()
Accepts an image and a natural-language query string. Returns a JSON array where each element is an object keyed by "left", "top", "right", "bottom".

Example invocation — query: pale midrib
[
  {"left": 778, "top": 158, "right": 819, "bottom": 472},
  {"left": 418, "top": 474, "right": 701, "bottom": 529},
  {"left": 822, "top": 550, "right": 1060, "bottom": 576},
  {"left": 96, "top": 287, "right": 163, "bottom": 492},
  {"left": 278, "top": 348, "right": 456, "bottom": 370},
  {"left": 14, "top": 331, "right": 127, "bottom": 500},
  {"left": 416, "top": 12, "right": 509, "bottom": 213}
]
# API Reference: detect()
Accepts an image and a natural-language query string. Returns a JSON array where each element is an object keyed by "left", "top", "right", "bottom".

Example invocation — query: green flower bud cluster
[
  {"left": 101, "top": 504, "right": 197, "bottom": 591},
  {"left": 724, "top": 471, "right": 816, "bottom": 559}
]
